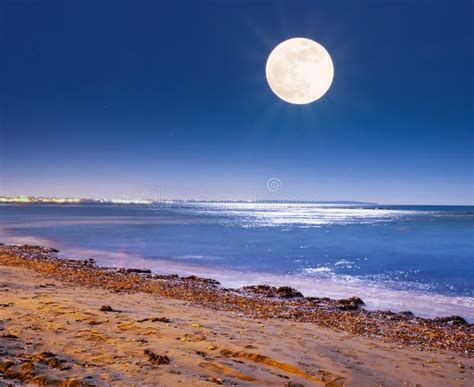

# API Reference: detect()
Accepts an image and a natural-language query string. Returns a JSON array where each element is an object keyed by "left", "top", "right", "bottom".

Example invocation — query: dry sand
[{"left": 1, "top": 264, "right": 472, "bottom": 386}]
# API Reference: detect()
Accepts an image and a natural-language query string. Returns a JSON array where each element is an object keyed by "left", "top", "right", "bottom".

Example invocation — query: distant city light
[{"left": 0, "top": 196, "right": 152, "bottom": 205}]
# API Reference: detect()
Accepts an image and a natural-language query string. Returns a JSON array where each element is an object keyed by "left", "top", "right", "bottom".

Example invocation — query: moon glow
[{"left": 266, "top": 38, "right": 334, "bottom": 104}]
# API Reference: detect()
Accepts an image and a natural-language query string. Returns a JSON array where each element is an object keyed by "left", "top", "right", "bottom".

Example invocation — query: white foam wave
[{"left": 304, "top": 267, "right": 333, "bottom": 274}]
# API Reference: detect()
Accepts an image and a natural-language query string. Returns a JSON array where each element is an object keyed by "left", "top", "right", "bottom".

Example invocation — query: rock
[
  {"left": 433, "top": 315, "right": 468, "bottom": 325},
  {"left": 151, "top": 317, "right": 170, "bottom": 323},
  {"left": 99, "top": 305, "right": 120, "bottom": 312},
  {"left": 275, "top": 286, "right": 303, "bottom": 298},
  {"left": 241, "top": 285, "right": 303, "bottom": 298},
  {"left": 337, "top": 297, "right": 365, "bottom": 311},
  {"left": 144, "top": 349, "right": 170, "bottom": 365},
  {"left": 82, "top": 258, "right": 96, "bottom": 267},
  {"left": 39, "top": 283, "right": 55, "bottom": 288},
  {"left": 48, "top": 248, "right": 60, "bottom": 253},
  {"left": 137, "top": 316, "right": 170, "bottom": 323},
  {"left": 153, "top": 274, "right": 179, "bottom": 279},
  {"left": 183, "top": 275, "right": 220, "bottom": 285},
  {"left": 242, "top": 285, "right": 272, "bottom": 296},
  {"left": 202, "top": 278, "right": 220, "bottom": 285},
  {"left": 126, "top": 268, "right": 152, "bottom": 274}
]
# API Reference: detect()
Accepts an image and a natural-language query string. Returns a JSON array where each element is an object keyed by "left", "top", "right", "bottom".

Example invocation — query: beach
[{"left": 0, "top": 244, "right": 472, "bottom": 386}]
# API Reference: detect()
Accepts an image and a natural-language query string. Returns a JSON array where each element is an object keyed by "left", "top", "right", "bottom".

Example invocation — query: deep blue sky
[{"left": 1, "top": 0, "right": 472, "bottom": 204}]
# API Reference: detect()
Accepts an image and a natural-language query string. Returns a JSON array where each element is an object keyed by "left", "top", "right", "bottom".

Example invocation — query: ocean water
[{"left": 1, "top": 203, "right": 473, "bottom": 320}]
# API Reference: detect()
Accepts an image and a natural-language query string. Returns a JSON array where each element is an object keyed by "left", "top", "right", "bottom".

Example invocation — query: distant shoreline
[{"left": 0, "top": 196, "right": 379, "bottom": 206}]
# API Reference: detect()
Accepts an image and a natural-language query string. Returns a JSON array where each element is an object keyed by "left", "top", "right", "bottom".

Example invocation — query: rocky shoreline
[{"left": 1, "top": 243, "right": 472, "bottom": 355}]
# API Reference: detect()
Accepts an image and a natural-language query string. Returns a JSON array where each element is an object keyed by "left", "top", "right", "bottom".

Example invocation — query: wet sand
[{"left": 0, "top": 244, "right": 473, "bottom": 385}]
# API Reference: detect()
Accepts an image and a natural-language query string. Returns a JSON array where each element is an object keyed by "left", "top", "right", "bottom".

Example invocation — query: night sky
[{"left": 1, "top": 0, "right": 472, "bottom": 204}]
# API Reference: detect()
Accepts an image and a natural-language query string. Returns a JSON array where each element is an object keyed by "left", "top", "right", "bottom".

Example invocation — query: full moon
[{"left": 266, "top": 37, "right": 334, "bottom": 104}]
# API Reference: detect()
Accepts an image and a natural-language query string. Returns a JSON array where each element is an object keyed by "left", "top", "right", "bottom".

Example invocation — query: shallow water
[{"left": 1, "top": 203, "right": 473, "bottom": 320}]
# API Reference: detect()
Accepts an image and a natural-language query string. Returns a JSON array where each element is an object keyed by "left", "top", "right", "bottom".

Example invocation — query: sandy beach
[{"left": 0, "top": 244, "right": 472, "bottom": 386}]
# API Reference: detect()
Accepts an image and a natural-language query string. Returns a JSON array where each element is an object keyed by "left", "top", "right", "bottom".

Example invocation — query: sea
[{"left": 1, "top": 202, "right": 473, "bottom": 321}]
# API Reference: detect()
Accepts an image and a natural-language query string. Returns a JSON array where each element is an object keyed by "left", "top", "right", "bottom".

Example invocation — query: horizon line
[{"left": 1, "top": 195, "right": 473, "bottom": 207}]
